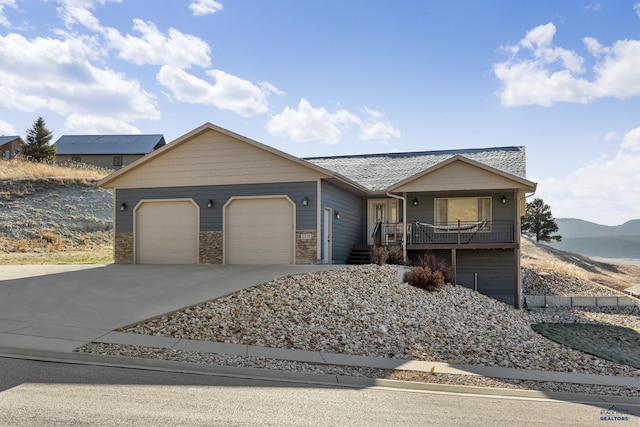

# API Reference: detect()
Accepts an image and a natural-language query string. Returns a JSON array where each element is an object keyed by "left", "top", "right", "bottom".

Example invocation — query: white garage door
[
  {"left": 135, "top": 200, "right": 198, "bottom": 264},
  {"left": 226, "top": 197, "right": 294, "bottom": 264}
]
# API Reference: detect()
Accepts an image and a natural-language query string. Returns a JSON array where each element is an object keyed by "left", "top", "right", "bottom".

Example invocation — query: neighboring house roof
[
  {"left": 0, "top": 136, "right": 24, "bottom": 145},
  {"left": 304, "top": 146, "right": 527, "bottom": 192},
  {"left": 54, "top": 135, "right": 166, "bottom": 155}
]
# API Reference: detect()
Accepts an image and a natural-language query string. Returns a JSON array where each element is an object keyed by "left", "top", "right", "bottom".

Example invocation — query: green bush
[
  {"left": 406, "top": 266, "right": 445, "bottom": 291},
  {"left": 417, "top": 252, "right": 453, "bottom": 283}
]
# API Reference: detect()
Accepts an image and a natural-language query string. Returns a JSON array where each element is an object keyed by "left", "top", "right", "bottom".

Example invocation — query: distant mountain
[{"left": 545, "top": 218, "right": 640, "bottom": 260}]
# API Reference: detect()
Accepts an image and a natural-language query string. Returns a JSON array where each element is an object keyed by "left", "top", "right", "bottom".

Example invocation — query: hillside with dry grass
[
  {"left": 521, "top": 238, "right": 640, "bottom": 294},
  {"left": 0, "top": 160, "right": 113, "bottom": 264}
]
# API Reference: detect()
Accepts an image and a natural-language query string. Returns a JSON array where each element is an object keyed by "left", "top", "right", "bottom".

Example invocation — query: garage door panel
[
  {"left": 136, "top": 201, "right": 198, "bottom": 264},
  {"left": 226, "top": 198, "right": 294, "bottom": 264}
]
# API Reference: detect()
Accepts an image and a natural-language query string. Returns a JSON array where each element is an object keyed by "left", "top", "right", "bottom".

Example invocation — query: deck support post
[{"left": 451, "top": 248, "right": 457, "bottom": 285}]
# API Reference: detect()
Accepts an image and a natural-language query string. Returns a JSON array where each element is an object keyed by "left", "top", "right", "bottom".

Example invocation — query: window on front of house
[
  {"left": 434, "top": 197, "right": 491, "bottom": 225},
  {"left": 113, "top": 156, "right": 123, "bottom": 167},
  {"left": 71, "top": 156, "right": 81, "bottom": 163}
]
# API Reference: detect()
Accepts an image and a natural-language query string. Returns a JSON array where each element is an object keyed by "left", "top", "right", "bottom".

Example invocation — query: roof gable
[
  {"left": 390, "top": 155, "right": 536, "bottom": 192},
  {"left": 54, "top": 135, "right": 165, "bottom": 155},
  {"left": 99, "top": 123, "right": 352, "bottom": 189},
  {"left": 305, "top": 146, "right": 528, "bottom": 191}
]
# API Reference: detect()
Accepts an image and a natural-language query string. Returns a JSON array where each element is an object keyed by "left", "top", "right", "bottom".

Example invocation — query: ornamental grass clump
[{"left": 405, "top": 266, "right": 445, "bottom": 292}]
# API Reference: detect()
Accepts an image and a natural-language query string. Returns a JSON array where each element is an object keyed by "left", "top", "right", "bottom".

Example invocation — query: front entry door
[
  {"left": 367, "top": 199, "right": 398, "bottom": 244},
  {"left": 323, "top": 208, "right": 332, "bottom": 264}
]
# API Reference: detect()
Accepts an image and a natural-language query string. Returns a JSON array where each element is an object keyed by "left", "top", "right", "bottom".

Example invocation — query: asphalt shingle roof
[
  {"left": 0, "top": 136, "right": 21, "bottom": 145},
  {"left": 54, "top": 135, "right": 165, "bottom": 155},
  {"left": 304, "top": 146, "right": 527, "bottom": 191}
]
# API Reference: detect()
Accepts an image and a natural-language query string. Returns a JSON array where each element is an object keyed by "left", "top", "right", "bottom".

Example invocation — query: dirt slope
[
  {"left": 0, "top": 179, "right": 113, "bottom": 252},
  {"left": 521, "top": 238, "right": 640, "bottom": 293}
]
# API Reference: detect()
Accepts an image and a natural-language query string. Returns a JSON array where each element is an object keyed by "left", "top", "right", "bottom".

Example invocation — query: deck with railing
[{"left": 373, "top": 220, "right": 515, "bottom": 248}]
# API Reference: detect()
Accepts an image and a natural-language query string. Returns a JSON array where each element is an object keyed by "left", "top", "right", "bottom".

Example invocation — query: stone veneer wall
[
  {"left": 199, "top": 231, "right": 223, "bottom": 264},
  {"left": 114, "top": 232, "right": 133, "bottom": 264},
  {"left": 296, "top": 229, "right": 317, "bottom": 265},
  {"left": 117, "top": 230, "right": 314, "bottom": 265}
]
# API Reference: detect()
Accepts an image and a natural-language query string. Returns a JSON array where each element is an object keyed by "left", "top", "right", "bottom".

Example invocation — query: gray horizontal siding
[
  {"left": 407, "top": 191, "right": 515, "bottom": 224},
  {"left": 408, "top": 248, "right": 517, "bottom": 306},
  {"left": 456, "top": 249, "right": 516, "bottom": 305},
  {"left": 115, "top": 181, "right": 317, "bottom": 233},
  {"left": 321, "top": 181, "right": 365, "bottom": 263}
]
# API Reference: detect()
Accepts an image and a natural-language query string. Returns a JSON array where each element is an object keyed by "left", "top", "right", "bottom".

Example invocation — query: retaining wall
[{"left": 524, "top": 295, "right": 637, "bottom": 308}]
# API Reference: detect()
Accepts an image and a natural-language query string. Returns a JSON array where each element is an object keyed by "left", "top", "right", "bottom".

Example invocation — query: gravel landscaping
[
  {"left": 522, "top": 268, "right": 622, "bottom": 296},
  {"left": 77, "top": 264, "right": 640, "bottom": 396}
]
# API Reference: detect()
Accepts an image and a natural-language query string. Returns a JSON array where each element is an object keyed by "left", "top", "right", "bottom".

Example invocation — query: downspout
[{"left": 386, "top": 192, "right": 407, "bottom": 264}]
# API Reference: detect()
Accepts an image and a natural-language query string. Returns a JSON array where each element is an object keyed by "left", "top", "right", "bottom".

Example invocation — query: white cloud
[
  {"left": 60, "top": 2, "right": 212, "bottom": 69},
  {"left": 0, "top": 0, "right": 16, "bottom": 28},
  {"left": 536, "top": 133, "right": 640, "bottom": 225},
  {"left": 102, "top": 19, "right": 211, "bottom": 68},
  {"left": 157, "top": 66, "right": 279, "bottom": 117},
  {"left": 63, "top": 113, "right": 141, "bottom": 134},
  {"left": 0, "top": 32, "right": 160, "bottom": 121},
  {"left": 190, "top": 0, "right": 223, "bottom": 16},
  {"left": 604, "top": 131, "right": 618, "bottom": 142},
  {"left": 359, "top": 107, "right": 401, "bottom": 140},
  {"left": 55, "top": 1, "right": 279, "bottom": 119},
  {"left": 635, "top": 2, "right": 640, "bottom": 18},
  {"left": 494, "top": 23, "right": 640, "bottom": 106},
  {"left": 267, "top": 99, "right": 361, "bottom": 144},
  {"left": 584, "top": 3, "right": 601, "bottom": 12},
  {"left": 0, "top": 119, "right": 15, "bottom": 135},
  {"left": 267, "top": 99, "right": 400, "bottom": 145},
  {"left": 621, "top": 127, "right": 640, "bottom": 151},
  {"left": 58, "top": 0, "right": 121, "bottom": 29}
]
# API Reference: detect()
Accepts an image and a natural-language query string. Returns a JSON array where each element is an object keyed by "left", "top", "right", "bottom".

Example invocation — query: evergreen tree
[
  {"left": 522, "top": 198, "right": 562, "bottom": 242},
  {"left": 22, "top": 116, "right": 56, "bottom": 163}
]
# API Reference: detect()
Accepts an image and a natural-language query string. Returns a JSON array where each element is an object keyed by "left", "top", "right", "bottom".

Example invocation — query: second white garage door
[
  {"left": 135, "top": 200, "right": 198, "bottom": 264},
  {"left": 225, "top": 197, "right": 295, "bottom": 264}
]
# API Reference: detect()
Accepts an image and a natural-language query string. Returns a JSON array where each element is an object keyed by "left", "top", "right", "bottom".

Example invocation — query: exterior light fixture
[
  {"left": 413, "top": 198, "right": 418, "bottom": 206},
  {"left": 302, "top": 197, "right": 309, "bottom": 206},
  {"left": 335, "top": 211, "right": 341, "bottom": 220},
  {"left": 120, "top": 203, "right": 127, "bottom": 211},
  {"left": 207, "top": 199, "right": 214, "bottom": 208},
  {"left": 501, "top": 196, "right": 507, "bottom": 204}
]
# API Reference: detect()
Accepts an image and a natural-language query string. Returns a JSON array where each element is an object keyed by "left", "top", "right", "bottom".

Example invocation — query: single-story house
[
  {"left": 99, "top": 123, "right": 536, "bottom": 307},
  {"left": 55, "top": 134, "right": 166, "bottom": 169},
  {"left": 0, "top": 136, "right": 24, "bottom": 160}
]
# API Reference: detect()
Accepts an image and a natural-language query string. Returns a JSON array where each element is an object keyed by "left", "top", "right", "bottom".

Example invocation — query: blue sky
[{"left": 1, "top": 1, "right": 640, "bottom": 226}]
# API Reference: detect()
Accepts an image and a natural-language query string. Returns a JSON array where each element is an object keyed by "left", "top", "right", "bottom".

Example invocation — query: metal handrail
[{"left": 375, "top": 220, "right": 515, "bottom": 246}]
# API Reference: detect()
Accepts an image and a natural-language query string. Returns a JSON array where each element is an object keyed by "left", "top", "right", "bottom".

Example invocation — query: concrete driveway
[{"left": 0, "top": 264, "right": 342, "bottom": 353}]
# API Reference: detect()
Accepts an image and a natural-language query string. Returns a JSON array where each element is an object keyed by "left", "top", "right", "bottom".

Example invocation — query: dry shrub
[
  {"left": 40, "top": 230, "right": 60, "bottom": 244},
  {"left": 406, "top": 266, "right": 445, "bottom": 291},
  {"left": 387, "top": 246, "right": 405, "bottom": 265},
  {"left": 417, "top": 252, "right": 453, "bottom": 283},
  {"left": 40, "top": 231, "right": 66, "bottom": 251},
  {"left": 370, "top": 246, "right": 388, "bottom": 265},
  {"left": 14, "top": 239, "right": 31, "bottom": 253}
]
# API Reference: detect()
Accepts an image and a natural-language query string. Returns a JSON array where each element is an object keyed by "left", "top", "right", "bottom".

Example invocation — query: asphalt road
[{"left": 0, "top": 357, "right": 635, "bottom": 426}]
